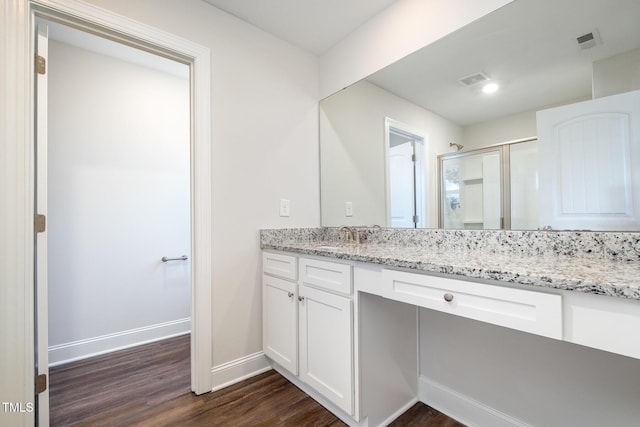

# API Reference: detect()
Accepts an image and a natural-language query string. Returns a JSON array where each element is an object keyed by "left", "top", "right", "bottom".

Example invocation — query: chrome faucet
[
  {"left": 339, "top": 226, "right": 365, "bottom": 244},
  {"left": 339, "top": 226, "right": 355, "bottom": 243}
]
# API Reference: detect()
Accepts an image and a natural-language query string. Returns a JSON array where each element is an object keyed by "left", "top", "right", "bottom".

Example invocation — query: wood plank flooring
[{"left": 49, "top": 335, "right": 465, "bottom": 426}]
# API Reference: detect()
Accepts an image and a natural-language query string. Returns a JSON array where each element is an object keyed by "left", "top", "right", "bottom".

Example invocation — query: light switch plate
[
  {"left": 345, "top": 201, "right": 353, "bottom": 217},
  {"left": 279, "top": 199, "right": 290, "bottom": 217}
]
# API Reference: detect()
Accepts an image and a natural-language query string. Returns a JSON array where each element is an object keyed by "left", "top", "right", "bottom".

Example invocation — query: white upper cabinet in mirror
[{"left": 319, "top": 0, "right": 640, "bottom": 230}]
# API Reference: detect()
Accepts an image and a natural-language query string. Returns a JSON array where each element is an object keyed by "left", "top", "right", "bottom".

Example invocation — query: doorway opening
[
  {"left": 38, "top": 16, "right": 192, "bottom": 419},
  {"left": 385, "top": 118, "right": 427, "bottom": 228},
  {"left": 44, "top": 19, "right": 192, "bottom": 359},
  {"left": 31, "top": 3, "right": 213, "bottom": 424}
]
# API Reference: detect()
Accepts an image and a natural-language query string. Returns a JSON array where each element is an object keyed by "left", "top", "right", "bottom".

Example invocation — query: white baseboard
[
  {"left": 418, "top": 375, "right": 531, "bottom": 427},
  {"left": 210, "top": 352, "right": 271, "bottom": 392},
  {"left": 48, "top": 318, "right": 191, "bottom": 366}
]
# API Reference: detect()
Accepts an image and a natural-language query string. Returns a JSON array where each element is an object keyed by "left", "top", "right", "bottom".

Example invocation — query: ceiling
[
  {"left": 201, "top": 0, "right": 397, "bottom": 55},
  {"left": 367, "top": 0, "right": 640, "bottom": 126},
  {"left": 203, "top": 0, "right": 640, "bottom": 127},
  {"left": 53, "top": 0, "right": 635, "bottom": 129}
]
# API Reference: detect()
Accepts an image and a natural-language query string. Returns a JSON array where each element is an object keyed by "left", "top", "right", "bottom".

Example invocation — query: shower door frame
[{"left": 437, "top": 136, "right": 537, "bottom": 230}]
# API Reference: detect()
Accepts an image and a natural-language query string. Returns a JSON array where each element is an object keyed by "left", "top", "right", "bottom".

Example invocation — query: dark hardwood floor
[{"left": 49, "top": 335, "right": 465, "bottom": 426}]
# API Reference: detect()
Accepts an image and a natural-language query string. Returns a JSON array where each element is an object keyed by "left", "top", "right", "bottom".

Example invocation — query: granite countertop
[{"left": 262, "top": 241, "right": 640, "bottom": 301}]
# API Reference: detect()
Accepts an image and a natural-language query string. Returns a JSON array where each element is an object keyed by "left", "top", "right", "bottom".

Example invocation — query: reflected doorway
[{"left": 385, "top": 118, "right": 427, "bottom": 228}]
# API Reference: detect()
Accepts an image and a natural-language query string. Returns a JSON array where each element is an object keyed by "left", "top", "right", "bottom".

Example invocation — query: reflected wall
[{"left": 320, "top": 80, "right": 461, "bottom": 227}]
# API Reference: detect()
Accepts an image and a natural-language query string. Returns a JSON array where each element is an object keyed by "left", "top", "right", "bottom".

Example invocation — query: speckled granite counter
[{"left": 261, "top": 228, "right": 640, "bottom": 301}]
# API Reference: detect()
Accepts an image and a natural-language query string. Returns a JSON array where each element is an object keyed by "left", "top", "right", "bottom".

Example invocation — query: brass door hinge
[
  {"left": 35, "top": 374, "right": 47, "bottom": 394},
  {"left": 35, "top": 214, "right": 46, "bottom": 233},
  {"left": 36, "top": 55, "right": 46, "bottom": 75}
]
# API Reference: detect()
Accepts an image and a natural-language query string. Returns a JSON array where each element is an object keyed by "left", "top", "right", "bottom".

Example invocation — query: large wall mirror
[{"left": 320, "top": 0, "right": 640, "bottom": 231}]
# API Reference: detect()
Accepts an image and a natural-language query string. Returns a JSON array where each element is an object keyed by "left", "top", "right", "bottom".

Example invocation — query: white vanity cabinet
[
  {"left": 298, "top": 257, "right": 354, "bottom": 414},
  {"left": 263, "top": 252, "right": 355, "bottom": 416},
  {"left": 262, "top": 235, "right": 640, "bottom": 427},
  {"left": 298, "top": 282, "right": 353, "bottom": 414},
  {"left": 262, "top": 252, "right": 298, "bottom": 374}
]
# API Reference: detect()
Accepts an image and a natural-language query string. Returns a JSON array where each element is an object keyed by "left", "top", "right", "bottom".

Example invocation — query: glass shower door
[{"left": 440, "top": 148, "right": 503, "bottom": 229}]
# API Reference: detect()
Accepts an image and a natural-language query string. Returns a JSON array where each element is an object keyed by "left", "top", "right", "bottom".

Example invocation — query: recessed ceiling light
[{"left": 482, "top": 82, "right": 499, "bottom": 94}]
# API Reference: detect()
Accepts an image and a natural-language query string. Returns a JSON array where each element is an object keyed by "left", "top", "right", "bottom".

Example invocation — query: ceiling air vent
[
  {"left": 458, "top": 72, "right": 490, "bottom": 87},
  {"left": 576, "top": 29, "right": 601, "bottom": 50}
]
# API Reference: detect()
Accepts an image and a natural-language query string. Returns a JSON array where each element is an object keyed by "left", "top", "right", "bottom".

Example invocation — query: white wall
[
  {"left": 319, "top": 0, "right": 514, "bottom": 98},
  {"left": 320, "top": 80, "right": 461, "bottom": 227},
  {"left": 83, "top": 0, "right": 320, "bottom": 373},
  {"left": 593, "top": 48, "right": 640, "bottom": 98},
  {"left": 419, "top": 309, "right": 640, "bottom": 426},
  {"left": 461, "top": 110, "right": 537, "bottom": 150},
  {"left": 47, "top": 39, "right": 191, "bottom": 364},
  {"left": 460, "top": 95, "right": 591, "bottom": 151}
]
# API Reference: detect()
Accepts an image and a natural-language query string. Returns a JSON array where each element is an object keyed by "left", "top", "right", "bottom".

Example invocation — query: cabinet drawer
[
  {"left": 263, "top": 252, "right": 297, "bottom": 281},
  {"left": 300, "top": 257, "right": 352, "bottom": 295},
  {"left": 382, "top": 269, "right": 562, "bottom": 339}
]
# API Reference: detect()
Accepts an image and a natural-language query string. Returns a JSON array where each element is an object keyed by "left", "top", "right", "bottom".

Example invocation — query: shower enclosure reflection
[{"left": 439, "top": 138, "right": 538, "bottom": 230}]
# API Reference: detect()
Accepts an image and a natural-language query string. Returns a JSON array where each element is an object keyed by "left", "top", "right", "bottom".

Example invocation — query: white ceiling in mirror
[
  {"left": 201, "top": 0, "right": 398, "bottom": 55},
  {"left": 367, "top": 0, "right": 640, "bottom": 126}
]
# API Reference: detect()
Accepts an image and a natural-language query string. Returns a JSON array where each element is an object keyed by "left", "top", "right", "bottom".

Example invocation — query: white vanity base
[{"left": 263, "top": 247, "right": 640, "bottom": 427}]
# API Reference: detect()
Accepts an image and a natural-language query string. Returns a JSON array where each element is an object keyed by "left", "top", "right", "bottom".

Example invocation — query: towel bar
[{"left": 162, "top": 255, "right": 188, "bottom": 262}]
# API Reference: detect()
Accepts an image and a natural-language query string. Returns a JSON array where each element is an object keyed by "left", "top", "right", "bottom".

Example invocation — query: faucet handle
[{"left": 338, "top": 226, "right": 354, "bottom": 243}]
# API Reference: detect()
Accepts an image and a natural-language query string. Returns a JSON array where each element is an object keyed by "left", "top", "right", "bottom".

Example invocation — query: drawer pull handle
[
  {"left": 443, "top": 293, "right": 454, "bottom": 302},
  {"left": 287, "top": 292, "right": 294, "bottom": 298},
  {"left": 298, "top": 296, "right": 305, "bottom": 302}
]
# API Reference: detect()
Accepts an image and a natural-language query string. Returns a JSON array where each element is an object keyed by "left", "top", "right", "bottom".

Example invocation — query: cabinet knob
[
  {"left": 298, "top": 296, "right": 305, "bottom": 302},
  {"left": 443, "top": 293, "right": 454, "bottom": 302},
  {"left": 287, "top": 292, "right": 294, "bottom": 298}
]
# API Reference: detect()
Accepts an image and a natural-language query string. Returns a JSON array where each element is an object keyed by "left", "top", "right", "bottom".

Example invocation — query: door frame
[
  {"left": 2, "top": 0, "right": 212, "bottom": 422},
  {"left": 384, "top": 117, "right": 428, "bottom": 228}
]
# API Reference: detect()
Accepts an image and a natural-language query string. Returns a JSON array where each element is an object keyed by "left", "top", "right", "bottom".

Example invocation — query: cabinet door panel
[
  {"left": 263, "top": 275, "right": 298, "bottom": 374},
  {"left": 299, "top": 285, "right": 353, "bottom": 414}
]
